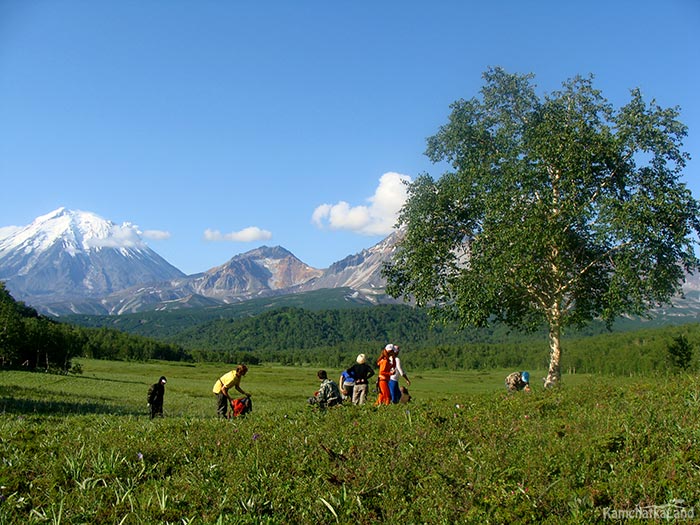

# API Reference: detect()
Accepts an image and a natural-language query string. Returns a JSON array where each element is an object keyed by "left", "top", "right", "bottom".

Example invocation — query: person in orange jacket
[{"left": 374, "top": 344, "right": 395, "bottom": 406}]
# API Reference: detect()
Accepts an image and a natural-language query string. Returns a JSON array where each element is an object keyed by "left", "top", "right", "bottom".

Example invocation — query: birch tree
[{"left": 384, "top": 67, "right": 700, "bottom": 387}]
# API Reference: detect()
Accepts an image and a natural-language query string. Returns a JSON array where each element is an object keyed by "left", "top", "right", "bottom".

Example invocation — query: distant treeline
[
  {"left": 167, "top": 305, "right": 698, "bottom": 374},
  {"left": 237, "top": 323, "right": 700, "bottom": 377},
  {"left": 2, "top": 282, "right": 698, "bottom": 375},
  {"left": 0, "top": 283, "right": 189, "bottom": 372}
]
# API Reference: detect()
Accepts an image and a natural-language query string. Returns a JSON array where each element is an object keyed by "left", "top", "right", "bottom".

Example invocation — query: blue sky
[{"left": 1, "top": 1, "right": 698, "bottom": 275}]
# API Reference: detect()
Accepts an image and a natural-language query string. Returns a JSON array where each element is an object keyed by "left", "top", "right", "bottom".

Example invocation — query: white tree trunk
[{"left": 544, "top": 323, "right": 562, "bottom": 388}]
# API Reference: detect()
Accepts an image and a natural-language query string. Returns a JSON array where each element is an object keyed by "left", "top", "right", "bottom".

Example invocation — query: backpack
[{"left": 231, "top": 396, "right": 252, "bottom": 417}]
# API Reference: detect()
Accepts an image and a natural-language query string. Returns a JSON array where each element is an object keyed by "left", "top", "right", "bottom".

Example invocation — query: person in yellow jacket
[{"left": 213, "top": 364, "right": 251, "bottom": 418}]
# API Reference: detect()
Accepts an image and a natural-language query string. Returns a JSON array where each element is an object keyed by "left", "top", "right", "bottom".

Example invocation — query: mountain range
[
  {"left": 2, "top": 208, "right": 700, "bottom": 322},
  {"left": 0, "top": 208, "right": 401, "bottom": 316}
]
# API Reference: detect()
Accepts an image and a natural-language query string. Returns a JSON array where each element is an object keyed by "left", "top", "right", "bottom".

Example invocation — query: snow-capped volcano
[
  {"left": 0, "top": 207, "right": 147, "bottom": 259},
  {"left": 0, "top": 207, "right": 402, "bottom": 315},
  {"left": 0, "top": 208, "right": 184, "bottom": 306}
]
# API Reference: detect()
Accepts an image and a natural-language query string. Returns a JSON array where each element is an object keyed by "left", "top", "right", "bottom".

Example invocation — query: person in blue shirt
[{"left": 339, "top": 369, "right": 355, "bottom": 401}]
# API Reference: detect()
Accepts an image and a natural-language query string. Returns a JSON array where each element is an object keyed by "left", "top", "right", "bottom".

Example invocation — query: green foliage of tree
[
  {"left": 667, "top": 334, "right": 693, "bottom": 370},
  {"left": 384, "top": 67, "right": 700, "bottom": 387},
  {"left": 0, "top": 284, "right": 25, "bottom": 366}
]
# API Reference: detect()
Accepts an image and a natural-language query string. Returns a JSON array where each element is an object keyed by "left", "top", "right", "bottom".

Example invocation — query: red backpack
[{"left": 230, "top": 396, "right": 252, "bottom": 417}]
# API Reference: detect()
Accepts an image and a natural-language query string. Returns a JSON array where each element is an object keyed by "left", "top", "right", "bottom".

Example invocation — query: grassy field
[{"left": 1, "top": 359, "right": 699, "bottom": 523}]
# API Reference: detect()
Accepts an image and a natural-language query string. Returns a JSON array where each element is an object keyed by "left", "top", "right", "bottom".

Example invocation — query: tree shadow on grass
[{"left": 0, "top": 385, "right": 142, "bottom": 416}]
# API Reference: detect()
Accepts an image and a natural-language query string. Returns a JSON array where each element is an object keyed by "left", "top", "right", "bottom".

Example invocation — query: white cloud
[
  {"left": 312, "top": 172, "right": 411, "bottom": 235},
  {"left": 204, "top": 226, "right": 273, "bottom": 242},
  {"left": 143, "top": 229, "right": 171, "bottom": 240},
  {"left": 86, "top": 223, "right": 146, "bottom": 249}
]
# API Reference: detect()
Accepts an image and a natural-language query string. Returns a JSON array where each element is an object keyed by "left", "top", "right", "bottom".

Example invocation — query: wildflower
[
  {"left": 137, "top": 452, "right": 144, "bottom": 461},
  {"left": 252, "top": 433, "right": 260, "bottom": 441}
]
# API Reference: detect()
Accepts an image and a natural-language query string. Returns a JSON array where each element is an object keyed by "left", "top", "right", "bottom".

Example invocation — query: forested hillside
[
  {"left": 171, "top": 305, "right": 700, "bottom": 375},
  {"left": 64, "top": 288, "right": 376, "bottom": 338},
  {"left": 0, "top": 282, "right": 189, "bottom": 371}
]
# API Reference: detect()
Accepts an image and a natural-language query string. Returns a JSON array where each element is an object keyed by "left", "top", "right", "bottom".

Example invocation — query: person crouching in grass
[
  {"left": 505, "top": 371, "right": 531, "bottom": 393},
  {"left": 310, "top": 370, "right": 343, "bottom": 409}
]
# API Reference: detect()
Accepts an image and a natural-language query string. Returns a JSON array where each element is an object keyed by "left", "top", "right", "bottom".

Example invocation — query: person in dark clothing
[
  {"left": 346, "top": 354, "right": 375, "bottom": 405},
  {"left": 147, "top": 376, "right": 167, "bottom": 418}
]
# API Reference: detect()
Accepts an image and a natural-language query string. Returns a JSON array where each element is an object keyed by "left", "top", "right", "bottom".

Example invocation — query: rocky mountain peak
[{"left": 1, "top": 208, "right": 400, "bottom": 315}]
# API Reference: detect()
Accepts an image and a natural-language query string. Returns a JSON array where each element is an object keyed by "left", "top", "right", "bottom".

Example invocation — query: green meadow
[{"left": 1, "top": 359, "right": 699, "bottom": 524}]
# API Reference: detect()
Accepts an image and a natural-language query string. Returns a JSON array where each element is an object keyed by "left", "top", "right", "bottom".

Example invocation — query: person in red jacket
[{"left": 374, "top": 344, "right": 395, "bottom": 406}]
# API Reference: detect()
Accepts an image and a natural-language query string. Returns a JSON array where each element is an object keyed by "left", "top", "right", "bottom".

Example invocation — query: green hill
[
  {"left": 63, "top": 287, "right": 376, "bottom": 338},
  {"left": 64, "top": 286, "right": 700, "bottom": 350}
]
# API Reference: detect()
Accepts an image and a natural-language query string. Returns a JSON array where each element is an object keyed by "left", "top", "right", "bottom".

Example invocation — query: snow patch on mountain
[
  {"left": 0, "top": 208, "right": 184, "bottom": 307},
  {"left": 0, "top": 207, "right": 148, "bottom": 258}
]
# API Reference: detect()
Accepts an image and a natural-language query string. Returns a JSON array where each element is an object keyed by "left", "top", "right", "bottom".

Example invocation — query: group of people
[
  {"left": 148, "top": 365, "right": 253, "bottom": 419},
  {"left": 311, "top": 342, "right": 412, "bottom": 409},
  {"left": 147, "top": 350, "right": 531, "bottom": 418},
  {"left": 373, "top": 343, "right": 411, "bottom": 405},
  {"left": 205, "top": 345, "right": 413, "bottom": 416}
]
